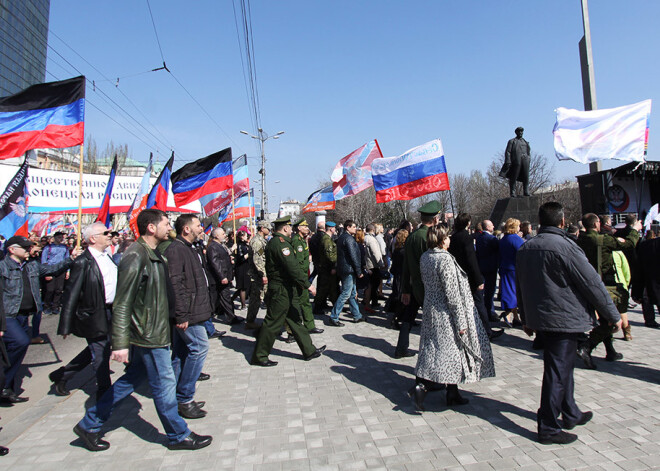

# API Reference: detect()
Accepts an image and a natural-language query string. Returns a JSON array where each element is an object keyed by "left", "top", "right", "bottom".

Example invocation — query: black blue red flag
[
  {"left": 95, "top": 155, "right": 118, "bottom": 227},
  {"left": 171, "top": 147, "right": 233, "bottom": 207},
  {"left": 0, "top": 160, "right": 29, "bottom": 238},
  {"left": 0, "top": 76, "right": 85, "bottom": 159}
]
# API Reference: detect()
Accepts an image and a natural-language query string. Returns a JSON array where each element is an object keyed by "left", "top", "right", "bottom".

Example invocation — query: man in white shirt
[{"left": 52, "top": 222, "right": 118, "bottom": 399}]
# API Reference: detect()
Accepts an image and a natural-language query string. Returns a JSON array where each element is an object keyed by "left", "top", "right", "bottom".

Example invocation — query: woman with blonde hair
[
  {"left": 498, "top": 218, "right": 525, "bottom": 327},
  {"left": 409, "top": 225, "right": 495, "bottom": 411}
]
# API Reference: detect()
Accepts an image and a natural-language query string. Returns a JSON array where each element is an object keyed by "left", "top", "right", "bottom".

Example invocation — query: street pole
[
  {"left": 579, "top": 0, "right": 600, "bottom": 173},
  {"left": 260, "top": 137, "right": 266, "bottom": 220}
]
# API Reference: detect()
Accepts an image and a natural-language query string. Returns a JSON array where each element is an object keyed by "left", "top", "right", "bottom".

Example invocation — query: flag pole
[
  {"left": 231, "top": 186, "right": 236, "bottom": 236},
  {"left": 77, "top": 143, "right": 84, "bottom": 247},
  {"left": 448, "top": 189, "right": 455, "bottom": 218}
]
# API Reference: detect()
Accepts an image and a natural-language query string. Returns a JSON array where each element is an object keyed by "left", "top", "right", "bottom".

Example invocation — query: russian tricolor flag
[
  {"left": 371, "top": 139, "right": 450, "bottom": 203},
  {"left": 172, "top": 148, "right": 233, "bottom": 207},
  {"left": 95, "top": 155, "right": 118, "bottom": 227},
  {"left": 303, "top": 186, "right": 335, "bottom": 213},
  {"left": 0, "top": 76, "right": 85, "bottom": 159}
]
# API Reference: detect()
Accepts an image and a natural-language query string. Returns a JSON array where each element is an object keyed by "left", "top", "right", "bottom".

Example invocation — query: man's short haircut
[
  {"left": 137, "top": 209, "right": 167, "bottom": 235},
  {"left": 567, "top": 224, "right": 579, "bottom": 234},
  {"left": 111, "top": 231, "right": 119, "bottom": 237},
  {"left": 82, "top": 222, "right": 107, "bottom": 243},
  {"left": 624, "top": 214, "right": 638, "bottom": 226},
  {"left": 316, "top": 221, "right": 325, "bottom": 231},
  {"left": 582, "top": 213, "right": 599, "bottom": 230},
  {"left": 538, "top": 202, "right": 564, "bottom": 227},
  {"left": 344, "top": 220, "right": 356, "bottom": 229},
  {"left": 174, "top": 214, "right": 198, "bottom": 236},
  {"left": 454, "top": 213, "right": 471, "bottom": 232},
  {"left": 365, "top": 223, "right": 376, "bottom": 233},
  {"left": 420, "top": 213, "right": 436, "bottom": 224},
  {"left": 521, "top": 221, "right": 532, "bottom": 233},
  {"left": 211, "top": 227, "right": 224, "bottom": 239}
]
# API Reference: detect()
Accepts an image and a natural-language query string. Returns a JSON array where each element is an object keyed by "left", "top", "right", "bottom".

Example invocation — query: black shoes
[
  {"left": 645, "top": 322, "right": 660, "bottom": 328},
  {"left": 0, "top": 445, "right": 8, "bottom": 456},
  {"left": 308, "top": 327, "right": 324, "bottom": 334},
  {"left": 209, "top": 330, "right": 226, "bottom": 339},
  {"left": 229, "top": 316, "right": 244, "bottom": 325},
  {"left": 73, "top": 424, "right": 110, "bottom": 452},
  {"left": 167, "top": 432, "right": 213, "bottom": 451},
  {"left": 48, "top": 370, "right": 70, "bottom": 396},
  {"left": 394, "top": 350, "right": 416, "bottom": 359},
  {"left": 446, "top": 388, "right": 469, "bottom": 406},
  {"left": 407, "top": 384, "right": 427, "bottom": 411},
  {"left": 251, "top": 358, "right": 278, "bottom": 367},
  {"left": 564, "top": 411, "right": 593, "bottom": 430},
  {"left": 178, "top": 401, "right": 207, "bottom": 419},
  {"left": 538, "top": 430, "right": 578, "bottom": 445},
  {"left": 354, "top": 317, "right": 367, "bottom": 324},
  {"left": 605, "top": 352, "right": 623, "bottom": 362},
  {"left": 328, "top": 319, "right": 344, "bottom": 327},
  {"left": 304, "top": 345, "right": 327, "bottom": 361},
  {"left": 285, "top": 334, "right": 296, "bottom": 344},
  {"left": 577, "top": 346, "right": 596, "bottom": 370},
  {"left": 489, "top": 329, "right": 504, "bottom": 340},
  {"left": 0, "top": 389, "right": 28, "bottom": 404},
  {"left": 197, "top": 373, "right": 210, "bottom": 381}
]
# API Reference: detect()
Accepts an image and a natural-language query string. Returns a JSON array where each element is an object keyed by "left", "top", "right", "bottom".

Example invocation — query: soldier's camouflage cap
[
  {"left": 417, "top": 201, "right": 443, "bottom": 216},
  {"left": 256, "top": 219, "right": 271, "bottom": 229}
]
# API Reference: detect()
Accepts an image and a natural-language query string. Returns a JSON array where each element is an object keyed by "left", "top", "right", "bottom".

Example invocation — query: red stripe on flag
[
  {"left": 173, "top": 174, "right": 233, "bottom": 206},
  {"left": 375, "top": 173, "right": 450, "bottom": 203},
  {"left": 0, "top": 122, "right": 84, "bottom": 160}
]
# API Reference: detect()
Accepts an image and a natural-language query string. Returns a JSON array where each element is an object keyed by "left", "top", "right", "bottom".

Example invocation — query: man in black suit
[
  {"left": 475, "top": 219, "right": 500, "bottom": 322},
  {"left": 449, "top": 213, "right": 503, "bottom": 340},
  {"left": 52, "top": 222, "right": 117, "bottom": 399},
  {"left": 633, "top": 229, "right": 660, "bottom": 328},
  {"left": 206, "top": 227, "right": 237, "bottom": 324}
]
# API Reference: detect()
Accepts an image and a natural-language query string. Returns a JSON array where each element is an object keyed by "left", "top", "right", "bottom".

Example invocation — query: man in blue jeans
[
  {"left": 330, "top": 220, "right": 364, "bottom": 326},
  {"left": 162, "top": 214, "right": 213, "bottom": 420},
  {"left": 74, "top": 209, "right": 212, "bottom": 452}
]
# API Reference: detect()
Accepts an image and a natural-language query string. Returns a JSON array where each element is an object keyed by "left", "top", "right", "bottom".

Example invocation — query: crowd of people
[{"left": 0, "top": 201, "right": 658, "bottom": 454}]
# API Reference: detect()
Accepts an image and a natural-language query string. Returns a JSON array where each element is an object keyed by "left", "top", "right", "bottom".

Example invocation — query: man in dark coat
[
  {"left": 449, "top": 213, "right": 502, "bottom": 340},
  {"left": 313, "top": 222, "right": 338, "bottom": 314},
  {"left": 475, "top": 219, "right": 500, "bottom": 322},
  {"left": 162, "top": 215, "right": 213, "bottom": 420},
  {"left": 206, "top": 227, "right": 238, "bottom": 325},
  {"left": 632, "top": 229, "right": 660, "bottom": 327},
  {"left": 517, "top": 202, "right": 621, "bottom": 445},
  {"left": 500, "top": 126, "right": 531, "bottom": 197},
  {"left": 330, "top": 220, "right": 364, "bottom": 326},
  {"left": 52, "top": 222, "right": 117, "bottom": 398}
]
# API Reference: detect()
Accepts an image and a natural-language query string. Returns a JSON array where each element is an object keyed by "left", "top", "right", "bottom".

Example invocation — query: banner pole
[
  {"left": 232, "top": 186, "right": 236, "bottom": 236},
  {"left": 448, "top": 189, "right": 455, "bottom": 218},
  {"left": 77, "top": 143, "right": 84, "bottom": 247}
]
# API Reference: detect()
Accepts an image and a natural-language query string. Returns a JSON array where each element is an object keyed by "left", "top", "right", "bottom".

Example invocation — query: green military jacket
[
  {"left": 318, "top": 232, "right": 337, "bottom": 270},
  {"left": 112, "top": 237, "right": 171, "bottom": 350},
  {"left": 401, "top": 224, "right": 430, "bottom": 305},
  {"left": 291, "top": 233, "right": 310, "bottom": 273},
  {"left": 577, "top": 229, "right": 639, "bottom": 285},
  {"left": 265, "top": 232, "right": 310, "bottom": 290},
  {"left": 248, "top": 233, "right": 268, "bottom": 278}
]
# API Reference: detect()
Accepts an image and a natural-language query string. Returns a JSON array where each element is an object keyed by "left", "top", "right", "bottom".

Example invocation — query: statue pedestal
[{"left": 489, "top": 195, "right": 541, "bottom": 228}]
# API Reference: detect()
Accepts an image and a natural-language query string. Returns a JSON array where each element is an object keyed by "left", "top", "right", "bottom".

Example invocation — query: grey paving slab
[{"left": 1, "top": 302, "right": 659, "bottom": 470}]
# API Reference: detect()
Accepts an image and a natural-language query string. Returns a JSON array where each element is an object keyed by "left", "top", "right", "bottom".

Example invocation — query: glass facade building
[{"left": 0, "top": 0, "right": 50, "bottom": 97}]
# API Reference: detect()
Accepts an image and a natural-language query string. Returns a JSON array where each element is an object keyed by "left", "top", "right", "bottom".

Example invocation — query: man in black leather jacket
[
  {"left": 52, "top": 222, "right": 117, "bottom": 398},
  {"left": 206, "top": 227, "right": 238, "bottom": 324}
]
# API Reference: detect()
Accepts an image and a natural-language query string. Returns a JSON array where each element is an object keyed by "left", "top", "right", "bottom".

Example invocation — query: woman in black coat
[{"left": 232, "top": 231, "right": 251, "bottom": 310}]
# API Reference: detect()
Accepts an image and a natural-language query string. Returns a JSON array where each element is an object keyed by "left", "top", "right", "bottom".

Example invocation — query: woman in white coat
[{"left": 409, "top": 226, "right": 495, "bottom": 411}]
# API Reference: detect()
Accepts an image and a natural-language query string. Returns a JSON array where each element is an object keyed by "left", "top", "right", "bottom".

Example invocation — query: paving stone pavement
[{"left": 1, "top": 303, "right": 659, "bottom": 470}]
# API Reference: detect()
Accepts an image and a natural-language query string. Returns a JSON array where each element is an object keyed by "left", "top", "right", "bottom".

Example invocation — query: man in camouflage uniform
[
  {"left": 312, "top": 221, "right": 338, "bottom": 315},
  {"left": 245, "top": 221, "right": 270, "bottom": 330},
  {"left": 290, "top": 219, "right": 324, "bottom": 336},
  {"left": 250, "top": 216, "right": 325, "bottom": 367}
]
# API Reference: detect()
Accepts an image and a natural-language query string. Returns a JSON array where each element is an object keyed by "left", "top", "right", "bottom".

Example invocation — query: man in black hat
[
  {"left": 500, "top": 127, "right": 531, "bottom": 198},
  {"left": 251, "top": 216, "right": 325, "bottom": 367},
  {"left": 0, "top": 236, "right": 80, "bottom": 403},
  {"left": 395, "top": 201, "right": 442, "bottom": 359}
]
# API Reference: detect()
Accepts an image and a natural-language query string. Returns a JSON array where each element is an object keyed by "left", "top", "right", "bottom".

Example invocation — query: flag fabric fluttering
[
  {"left": 172, "top": 147, "right": 233, "bottom": 207},
  {"left": 95, "top": 155, "right": 118, "bottom": 228},
  {"left": 371, "top": 139, "right": 450, "bottom": 203},
  {"left": 553, "top": 99, "right": 652, "bottom": 164},
  {"left": 644, "top": 203, "right": 659, "bottom": 231},
  {"left": 126, "top": 153, "right": 153, "bottom": 236},
  {"left": 303, "top": 186, "right": 335, "bottom": 213},
  {"left": 0, "top": 160, "right": 29, "bottom": 238},
  {"left": 0, "top": 76, "right": 85, "bottom": 159},
  {"left": 146, "top": 152, "right": 174, "bottom": 211},
  {"left": 198, "top": 152, "right": 248, "bottom": 217},
  {"left": 222, "top": 189, "right": 254, "bottom": 222},
  {"left": 331, "top": 140, "right": 383, "bottom": 200}
]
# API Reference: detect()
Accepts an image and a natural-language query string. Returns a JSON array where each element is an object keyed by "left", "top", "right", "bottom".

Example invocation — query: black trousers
[
  {"left": 641, "top": 293, "right": 658, "bottom": 325},
  {"left": 472, "top": 288, "right": 493, "bottom": 336},
  {"left": 43, "top": 273, "right": 66, "bottom": 310},
  {"left": 395, "top": 295, "right": 421, "bottom": 354},
  {"left": 215, "top": 284, "right": 236, "bottom": 322},
  {"left": 483, "top": 271, "right": 497, "bottom": 319},
  {"left": 537, "top": 331, "right": 582, "bottom": 437}
]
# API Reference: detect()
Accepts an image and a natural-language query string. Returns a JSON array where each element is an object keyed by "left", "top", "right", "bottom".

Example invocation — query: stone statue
[{"left": 499, "top": 127, "right": 530, "bottom": 197}]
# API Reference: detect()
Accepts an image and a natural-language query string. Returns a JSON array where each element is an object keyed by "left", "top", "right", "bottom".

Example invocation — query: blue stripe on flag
[
  {"left": 172, "top": 161, "right": 232, "bottom": 194},
  {"left": 372, "top": 156, "right": 447, "bottom": 191},
  {"left": 0, "top": 98, "right": 84, "bottom": 134}
]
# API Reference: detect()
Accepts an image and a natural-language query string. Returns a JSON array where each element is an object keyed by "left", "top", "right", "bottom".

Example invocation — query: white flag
[{"left": 553, "top": 99, "right": 651, "bottom": 164}]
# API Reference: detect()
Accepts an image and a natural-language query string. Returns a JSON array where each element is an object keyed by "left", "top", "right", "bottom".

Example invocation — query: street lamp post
[{"left": 240, "top": 128, "right": 285, "bottom": 220}]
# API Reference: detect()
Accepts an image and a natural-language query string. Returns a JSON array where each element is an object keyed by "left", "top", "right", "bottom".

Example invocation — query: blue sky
[{"left": 47, "top": 1, "right": 660, "bottom": 210}]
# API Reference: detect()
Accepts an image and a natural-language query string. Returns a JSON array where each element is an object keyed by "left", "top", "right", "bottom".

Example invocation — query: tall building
[{"left": 0, "top": 0, "right": 50, "bottom": 97}]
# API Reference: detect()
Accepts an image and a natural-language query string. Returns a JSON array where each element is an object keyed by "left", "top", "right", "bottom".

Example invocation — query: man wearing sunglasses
[{"left": 51, "top": 223, "right": 117, "bottom": 399}]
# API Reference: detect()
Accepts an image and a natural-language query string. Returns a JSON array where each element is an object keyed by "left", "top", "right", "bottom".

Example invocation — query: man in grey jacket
[{"left": 516, "top": 202, "right": 622, "bottom": 445}]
